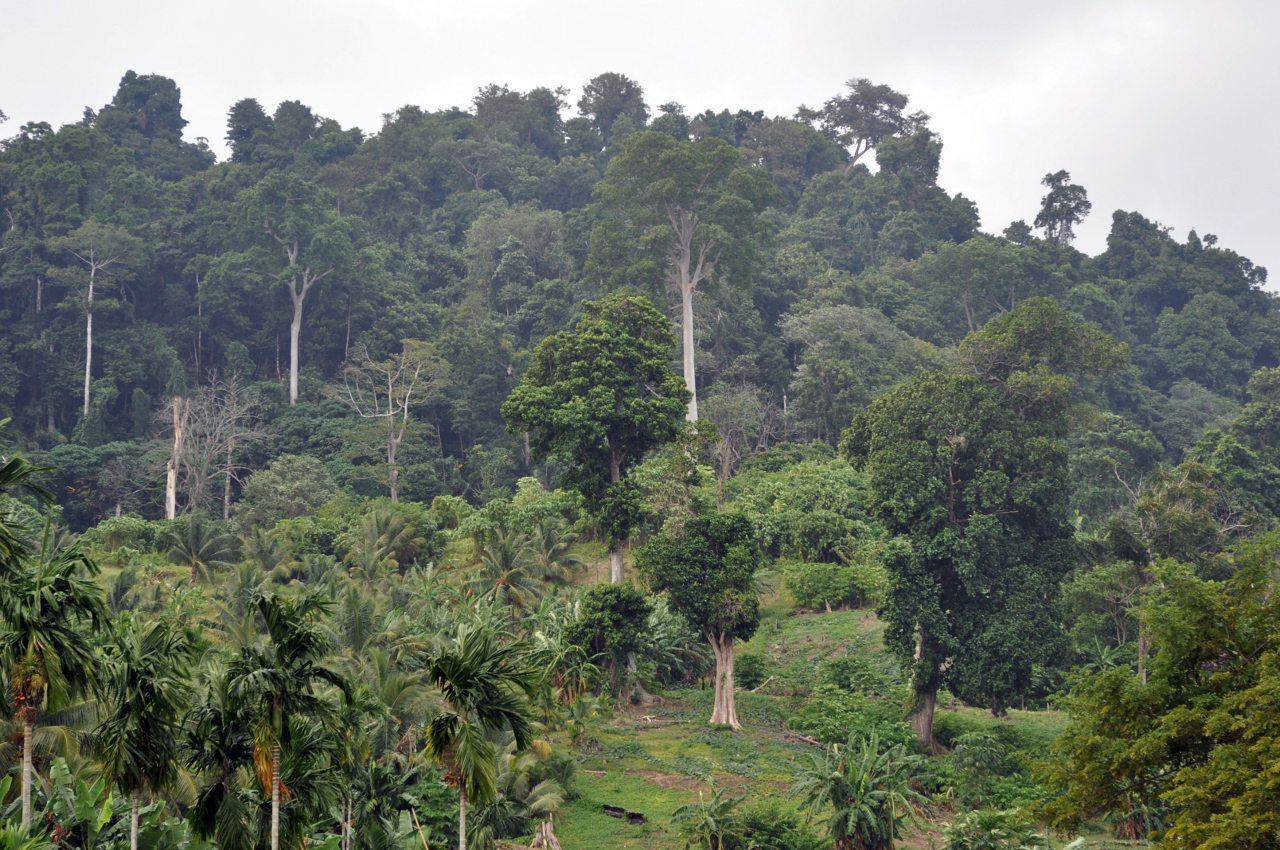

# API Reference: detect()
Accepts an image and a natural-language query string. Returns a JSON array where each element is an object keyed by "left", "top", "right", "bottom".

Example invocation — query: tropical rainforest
[{"left": 1, "top": 69, "right": 1278, "bottom": 850}]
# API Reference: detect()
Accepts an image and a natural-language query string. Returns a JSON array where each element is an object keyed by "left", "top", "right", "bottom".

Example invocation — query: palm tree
[
  {"left": 0, "top": 523, "right": 107, "bottom": 830},
  {"left": 166, "top": 512, "right": 236, "bottom": 585},
  {"left": 0, "top": 428, "right": 50, "bottom": 569},
  {"left": 92, "top": 615, "right": 192, "bottom": 850},
  {"left": 525, "top": 519, "right": 584, "bottom": 587},
  {"left": 423, "top": 622, "right": 537, "bottom": 850},
  {"left": 792, "top": 732, "right": 931, "bottom": 850},
  {"left": 470, "top": 532, "right": 544, "bottom": 612},
  {"left": 227, "top": 590, "right": 348, "bottom": 850}
]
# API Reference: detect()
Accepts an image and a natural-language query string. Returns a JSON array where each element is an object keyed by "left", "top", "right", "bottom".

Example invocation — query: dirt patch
[{"left": 634, "top": 771, "right": 705, "bottom": 791}]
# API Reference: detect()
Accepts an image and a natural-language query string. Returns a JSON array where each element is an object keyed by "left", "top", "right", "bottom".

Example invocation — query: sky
[{"left": 4, "top": 0, "right": 1277, "bottom": 284}]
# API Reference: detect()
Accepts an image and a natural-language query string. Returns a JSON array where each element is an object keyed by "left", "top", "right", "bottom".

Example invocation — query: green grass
[{"left": 547, "top": 593, "right": 1086, "bottom": 849}]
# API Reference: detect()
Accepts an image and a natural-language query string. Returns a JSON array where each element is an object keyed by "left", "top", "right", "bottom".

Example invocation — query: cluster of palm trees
[{"left": 0, "top": 441, "right": 622, "bottom": 850}]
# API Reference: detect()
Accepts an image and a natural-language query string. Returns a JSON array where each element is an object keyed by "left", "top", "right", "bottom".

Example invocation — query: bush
[
  {"left": 821, "top": 654, "right": 889, "bottom": 695},
  {"left": 943, "top": 809, "right": 1051, "bottom": 850},
  {"left": 784, "top": 558, "right": 889, "bottom": 610},
  {"left": 788, "top": 685, "right": 913, "bottom": 747},
  {"left": 735, "top": 653, "right": 767, "bottom": 690}
]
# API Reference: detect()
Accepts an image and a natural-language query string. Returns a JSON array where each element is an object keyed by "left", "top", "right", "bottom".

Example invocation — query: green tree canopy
[{"left": 502, "top": 292, "right": 688, "bottom": 583}]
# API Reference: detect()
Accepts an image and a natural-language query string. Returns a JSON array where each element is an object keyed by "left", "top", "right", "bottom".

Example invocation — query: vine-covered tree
[{"left": 842, "top": 299, "right": 1127, "bottom": 749}]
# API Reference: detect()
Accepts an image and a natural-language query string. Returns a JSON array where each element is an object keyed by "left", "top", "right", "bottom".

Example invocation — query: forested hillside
[{"left": 2, "top": 70, "right": 1279, "bottom": 849}]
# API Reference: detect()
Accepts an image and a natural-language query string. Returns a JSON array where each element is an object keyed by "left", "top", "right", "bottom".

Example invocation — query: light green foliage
[
  {"left": 788, "top": 685, "right": 912, "bottom": 748},
  {"left": 502, "top": 292, "right": 688, "bottom": 551},
  {"left": 783, "top": 557, "right": 888, "bottom": 612},
  {"left": 1042, "top": 537, "right": 1280, "bottom": 848},
  {"left": 792, "top": 731, "right": 931, "bottom": 850},
  {"left": 943, "top": 809, "right": 1051, "bottom": 850},
  {"left": 234, "top": 455, "right": 339, "bottom": 530}
]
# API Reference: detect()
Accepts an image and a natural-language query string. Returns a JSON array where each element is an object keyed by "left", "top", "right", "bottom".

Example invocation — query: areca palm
[
  {"left": 0, "top": 523, "right": 107, "bottom": 830},
  {"left": 423, "top": 623, "right": 537, "bottom": 850},
  {"left": 92, "top": 615, "right": 192, "bottom": 850},
  {"left": 227, "top": 591, "right": 348, "bottom": 850}
]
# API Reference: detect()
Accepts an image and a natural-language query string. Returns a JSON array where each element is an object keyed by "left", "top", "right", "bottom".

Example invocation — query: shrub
[
  {"left": 735, "top": 653, "right": 767, "bottom": 690},
  {"left": 943, "top": 809, "right": 1052, "bottom": 850},
  {"left": 788, "top": 684, "right": 913, "bottom": 747},
  {"left": 784, "top": 558, "right": 889, "bottom": 611}
]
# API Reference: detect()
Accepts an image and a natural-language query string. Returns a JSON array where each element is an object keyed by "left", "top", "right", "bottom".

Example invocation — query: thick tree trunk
[
  {"left": 289, "top": 288, "right": 304, "bottom": 405},
  {"left": 131, "top": 788, "right": 140, "bottom": 850},
  {"left": 458, "top": 786, "right": 467, "bottom": 850},
  {"left": 909, "top": 687, "right": 937, "bottom": 752},
  {"left": 271, "top": 744, "right": 281, "bottom": 850},
  {"left": 387, "top": 432, "right": 401, "bottom": 503},
  {"left": 707, "top": 632, "right": 740, "bottom": 729},
  {"left": 21, "top": 718, "right": 32, "bottom": 831},
  {"left": 609, "top": 548, "right": 624, "bottom": 585}
]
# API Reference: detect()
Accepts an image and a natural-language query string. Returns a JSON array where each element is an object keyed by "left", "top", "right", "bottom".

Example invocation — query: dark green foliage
[
  {"left": 563, "top": 584, "right": 651, "bottom": 694},
  {"left": 502, "top": 292, "right": 688, "bottom": 551}
]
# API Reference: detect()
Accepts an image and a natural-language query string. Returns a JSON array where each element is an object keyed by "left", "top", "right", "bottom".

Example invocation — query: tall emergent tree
[
  {"left": 230, "top": 172, "right": 355, "bottom": 405},
  {"left": 502, "top": 293, "right": 688, "bottom": 583},
  {"left": 50, "top": 219, "right": 144, "bottom": 417},
  {"left": 798, "top": 77, "right": 929, "bottom": 172},
  {"left": 587, "top": 132, "right": 775, "bottom": 420},
  {"left": 841, "top": 299, "right": 1126, "bottom": 750},
  {"left": 636, "top": 512, "right": 761, "bottom": 729},
  {"left": 1034, "top": 169, "right": 1091, "bottom": 245}
]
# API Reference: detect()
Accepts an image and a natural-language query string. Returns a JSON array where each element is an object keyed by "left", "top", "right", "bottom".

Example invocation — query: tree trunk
[
  {"left": 83, "top": 264, "right": 95, "bottom": 416},
  {"left": 909, "top": 686, "right": 937, "bottom": 752},
  {"left": 458, "top": 785, "right": 467, "bottom": 850},
  {"left": 680, "top": 278, "right": 698, "bottom": 421},
  {"left": 608, "top": 450, "right": 624, "bottom": 583},
  {"left": 271, "top": 744, "right": 281, "bottom": 850},
  {"left": 21, "top": 718, "right": 32, "bottom": 831},
  {"left": 289, "top": 286, "right": 304, "bottom": 405},
  {"left": 707, "top": 632, "right": 739, "bottom": 729},
  {"left": 223, "top": 437, "right": 235, "bottom": 520},
  {"left": 131, "top": 788, "right": 140, "bottom": 850},
  {"left": 166, "top": 397, "right": 185, "bottom": 520}
]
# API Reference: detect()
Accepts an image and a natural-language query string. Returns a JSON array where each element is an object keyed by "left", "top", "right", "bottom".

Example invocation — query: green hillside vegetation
[{"left": 1, "top": 70, "right": 1279, "bottom": 849}]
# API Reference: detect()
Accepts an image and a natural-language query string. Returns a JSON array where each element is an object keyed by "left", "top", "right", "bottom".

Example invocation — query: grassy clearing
[{"left": 546, "top": 586, "right": 1086, "bottom": 849}]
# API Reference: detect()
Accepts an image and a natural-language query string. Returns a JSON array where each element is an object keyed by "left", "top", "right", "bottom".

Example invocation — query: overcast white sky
[{"left": 4, "top": 0, "right": 1277, "bottom": 284}]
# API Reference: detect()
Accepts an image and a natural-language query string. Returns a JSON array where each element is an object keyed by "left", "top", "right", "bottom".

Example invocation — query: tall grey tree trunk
[
  {"left": 458, "top": 786, "right": 467, "bottom": 850},
  {"left": 289, "top": 287, "right": 304, "bottom": 405},
  {"left": 21, "top": 719, "right": 32, "bottom": 831},
  {"left": 680, "top": 278, "right": 697, "bottom": 421},
  {"left": 166, "top": 397, "right": 185, "bottom": 520},
  {"left": 83, "top": 265, "right": 95, "bottom": 416},
  {"left": 271, "top": 744, "right": 281, "bottom": 850},
  {"left": 131, "top": 788, "right": 140, "bottom": 850}
]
